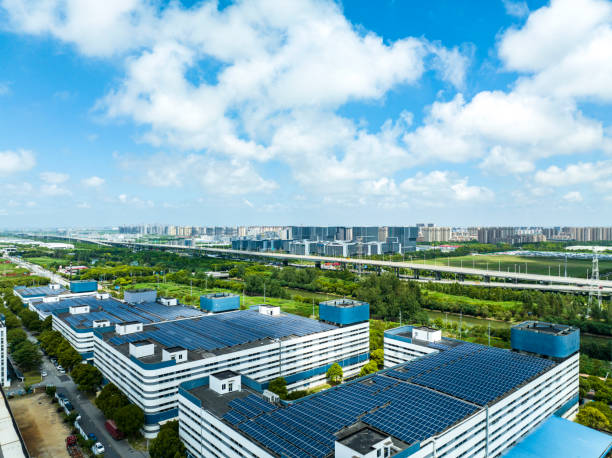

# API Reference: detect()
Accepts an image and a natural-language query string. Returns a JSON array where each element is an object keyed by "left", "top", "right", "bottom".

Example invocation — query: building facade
[
  {"left": 93, "top": 305, "right": 370, "bottom": 437},
  {"left": 178, "top": 321, "right": 580, "bottom": 458}
]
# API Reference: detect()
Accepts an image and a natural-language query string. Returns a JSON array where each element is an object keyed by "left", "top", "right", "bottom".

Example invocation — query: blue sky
[{"left": 0, "top": 0, "right": 611, "bottom": 228}]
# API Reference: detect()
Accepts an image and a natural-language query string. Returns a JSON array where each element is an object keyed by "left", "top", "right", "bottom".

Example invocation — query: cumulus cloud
[
  {"left": 81, "top": 176, "right": 105, "bottom": 187},
  {"left": 0, "top": 149, "right": 36, "bottom": 175},
  {"left": 534, "top": 160, "right": 612, "bottom": 186},
  {"left": 503, "top": 0, "right": 529, "bottom": 18},
  {"left": 499, "top": 0, "right": 612, "bottom": 101},
  {"left": 40, "top": 184, "right": 71, "bottom": 196},
  {"left": 40, "top": 171, "right": 69, "bottom": 183},
  {"left": 563, "top": 191, "right": 583, "bottom": 202},
  {"left": 117, "top": 193, "right": 154, "bottom": 207}
]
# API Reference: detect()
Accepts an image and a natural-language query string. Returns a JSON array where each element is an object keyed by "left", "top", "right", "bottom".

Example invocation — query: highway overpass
[{"left": 29, "top": 235, "right": 612, "bottom": 294}]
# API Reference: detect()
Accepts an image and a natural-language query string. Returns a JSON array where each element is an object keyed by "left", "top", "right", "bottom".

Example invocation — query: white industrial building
[
  {"left": 93, "top": 303, "right": 370, "bottom": 437},
  {"left": 47, "top": 293, "right": 203, "bottom": 360},
  {"left": 0, "top": 322, "right": 8, "bottom": 387},
  {"left": 176, "top": 321, "right": 594, "bottom": 458},
  {"left": 383, "top": 325, "right": 450, "bottom": 368}
]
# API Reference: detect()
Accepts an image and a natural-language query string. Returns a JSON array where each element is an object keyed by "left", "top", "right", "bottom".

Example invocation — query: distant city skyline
[{"left": 1, "top": 0, "right": 612, "bottom": 227}]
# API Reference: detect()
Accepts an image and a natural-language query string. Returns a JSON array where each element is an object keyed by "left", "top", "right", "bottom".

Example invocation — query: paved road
[{"left": 39, "top": 357, "right": 149, "bottom": 458}]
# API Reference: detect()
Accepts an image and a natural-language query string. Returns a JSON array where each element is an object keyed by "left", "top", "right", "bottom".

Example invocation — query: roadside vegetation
[{"left": 15, "top": 244, "right": 611, "bottom": 378}]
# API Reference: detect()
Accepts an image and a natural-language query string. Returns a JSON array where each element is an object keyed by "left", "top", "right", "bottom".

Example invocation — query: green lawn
[
  {"left": 23, "top": 370, "right": 42, "bottom": 386},
  {"left": 24, "top": 256, "right": 69, "bottom": 269},
  {"left": 0, "top": 260, "right": 29, "bottom": 276},
  {"left": 417, "top": 254, "right": 612, "bottom": 278}
]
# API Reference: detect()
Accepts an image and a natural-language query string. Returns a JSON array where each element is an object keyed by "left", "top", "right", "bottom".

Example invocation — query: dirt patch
[{"left": 9, "top": 392, "right": 71, "bottom": 458}]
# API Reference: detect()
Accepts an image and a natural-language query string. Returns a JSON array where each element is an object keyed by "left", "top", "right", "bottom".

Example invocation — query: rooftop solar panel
[{"left": 218, "top": 342, "right": 557, "bottom": 457}]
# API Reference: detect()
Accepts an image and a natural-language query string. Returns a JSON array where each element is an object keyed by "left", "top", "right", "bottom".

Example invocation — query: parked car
[
  {"left": 41, "top": 371, "right": 47, "bottom": 377},
  {"left": 58, "top": 366, "right": 66, "bottom": 374},
  {"left": 91, "top": 442, "right": 105, "bottom": 455},
  {"left": 88, "top": 433, "right": 97, "bottom": 442},
  {"left": 65, "top": 435, "right": 83, "bottom": 458},
  {"left": 105, "top": 419, "right": 124, "bottom": 440}
]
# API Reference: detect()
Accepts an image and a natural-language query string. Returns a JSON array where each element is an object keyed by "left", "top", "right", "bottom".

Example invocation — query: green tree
[
  {"left": 326, "top": 363, "right": 343, "bottom": 385},
  {"left": 589, "top": 401, "right": 612, "bottom": 428},
  {"left": 114, "top": 404, "right": 144, "bottom": 437},
  {"left": 7, "top": 328, "right": 27, "bottom": 347},
  {"left": 359, "top": 360, "right": 379, "bottom": 377},
  {"left": 45, "top": 385, "right": 57, "bottom": 397},
  {"left": 149, "top": 421, "right": 185, "bottom": 458},
  {"left": 370, "top": 349, "right": 384, "bottom": 369},
  {"left": 267, "top": 377, "right": 288, "bottom": 399},
  {"left": 96, "top": 384, "right": 130, "bottom": 419},
  {"left": 58, "top": 345, "right": 82, "bottom": 371},
  {"left": 41, "top": 316, "right": 53, "bottom": 332},
  {"left": 12, "top": 340, "right": 41, "bottom": 371},
  {"left": 71, "top": 364, "right": 102, "bottom": 393},
  {"left": 576, "top": 406, "right": 610, "bottom": 431}
]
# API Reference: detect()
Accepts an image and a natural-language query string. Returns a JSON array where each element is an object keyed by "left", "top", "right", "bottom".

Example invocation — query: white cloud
[
  {"left": 119, "top": 152, "right": 277, "bottom": 195},
  {"left": 40, "top": 184, "right": 70, "bottom": 196},
  {"left": 479, "top": 146, "right": 535, "bottom": 174},
  {"left": 499, "top": 0, "right": 612, "bottom": 101},
  {"left": 534, "top": 160, "right": 612, "bottom": 186},
  {"left": 563, "top": 191, "right": 583, "bottom": 202},
  {"left": 117, "top": 193, "right": 154, "bottom": 208},
  {"left": 502, "top": 0, "right": 530, "bottom": 18},
  {"left": 399, "top": 170, "right": 494, "bottom": 203},
  {"left": 0, "top": 81, "right": 10, "bottom": 96},
  {"left": 403, "top": 91, "right": 605, "bottom": 167},
  {"left": 0, "top": 149, "right": 36, "bottom": 175},
  {"left": 81, "top": 176, "right": 105, "bottom": 187},
  {"left": 77, "top": 202, "right": 91, "bottom": 208},
  {"left": 40, "top": 171, "right": 69, "bottom": 184},
  {"left": 2, "top": 0, "right": 471, "bottom": 197}
]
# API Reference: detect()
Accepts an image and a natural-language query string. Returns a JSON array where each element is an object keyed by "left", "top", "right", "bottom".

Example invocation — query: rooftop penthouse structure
[
  {"left": 200, "top": 292, "right": 240, "bottom": 313},
  {"left": 178, "top": 324, "right": 586, "bottom": 458},
  {"left": 93, "top": 304, "right": 370, "bottom": 437}
]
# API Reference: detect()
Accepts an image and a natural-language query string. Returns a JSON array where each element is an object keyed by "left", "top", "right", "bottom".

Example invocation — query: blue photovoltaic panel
[
  {"left": 220, "top": 343, "right": 557, "bottom": 457},
  {"left": 41, "top": 295, "right": 204, "bottom": 329},
  {"left": 108, "top": 309, "right": 337, "bottom": 351}
]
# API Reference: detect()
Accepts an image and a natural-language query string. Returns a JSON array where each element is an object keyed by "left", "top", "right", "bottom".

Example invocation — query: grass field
[
  {"left": 0, "top": 259, "right": 29, "bottom": 276},
  {"left": 417, "top": 254, "right": 612, "bottom": 278},
  {"left": 24, "top": 256, "right": 68, "bottom": 269}
]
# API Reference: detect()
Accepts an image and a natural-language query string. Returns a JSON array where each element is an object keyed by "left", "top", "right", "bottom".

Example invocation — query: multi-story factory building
[
  {"left": 92, "top": 300, "right": 370, "bottom": 437},
  {"left": 177, "top": 321, "right": 592, "bottom": 458}
]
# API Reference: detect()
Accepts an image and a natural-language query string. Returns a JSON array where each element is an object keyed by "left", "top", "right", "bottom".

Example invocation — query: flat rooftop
[
  {"left": 42, "top": 296, "right": 203, "bottom": 330},
  {"left": 337, "top": 426, "right": 389, "bottom": 455},
  {"left": 212, "top": 341, "right": 557, "bottom": 457},
  {"left": 105, "top": 309, "right": 337, "bottom": 361},
  {"left": 513, "top": 321, "right": 578, "bottom": 336},
  {"left": 320, "top": 299, "right": 366, "bottom": 307},
  {"left": 15, "top": 285, "right": 66, "bottom": 297}
]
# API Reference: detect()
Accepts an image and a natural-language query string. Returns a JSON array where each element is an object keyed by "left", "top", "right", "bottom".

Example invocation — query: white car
[
  {"left": 91, "top": 442, "right": 105, "bottom": 455},
  {"left": 41, "top": 371, "right": 47, "bottom": 377}
]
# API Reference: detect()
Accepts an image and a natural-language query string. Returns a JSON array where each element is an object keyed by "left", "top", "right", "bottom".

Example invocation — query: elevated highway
[{"left": 32, "top": 235, "right": 612, "bottom": 294}]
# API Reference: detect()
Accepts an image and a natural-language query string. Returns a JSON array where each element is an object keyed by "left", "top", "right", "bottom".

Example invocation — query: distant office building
[{"left": 421, "top": 226, "right": 451, "bottom": 242}]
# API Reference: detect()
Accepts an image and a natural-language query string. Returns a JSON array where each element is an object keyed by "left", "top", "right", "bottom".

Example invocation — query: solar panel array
[
  {"left": 210, "top": 342, "right": 557, "bottom": 457},
  {"left": 218, "top": 374, "right": 476, "bottom": 458},
  {"left": 18, "top": 285, "right": 66, "bottom": 297},
  {"left": 387, "top": 342, "right": 555, "bottom": 406},
  {"left": 43, "top": 295, "right": 203, "bottom": 329},
  {"left": 109, "top": 309, "right": 337, "bottom": 351}
]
